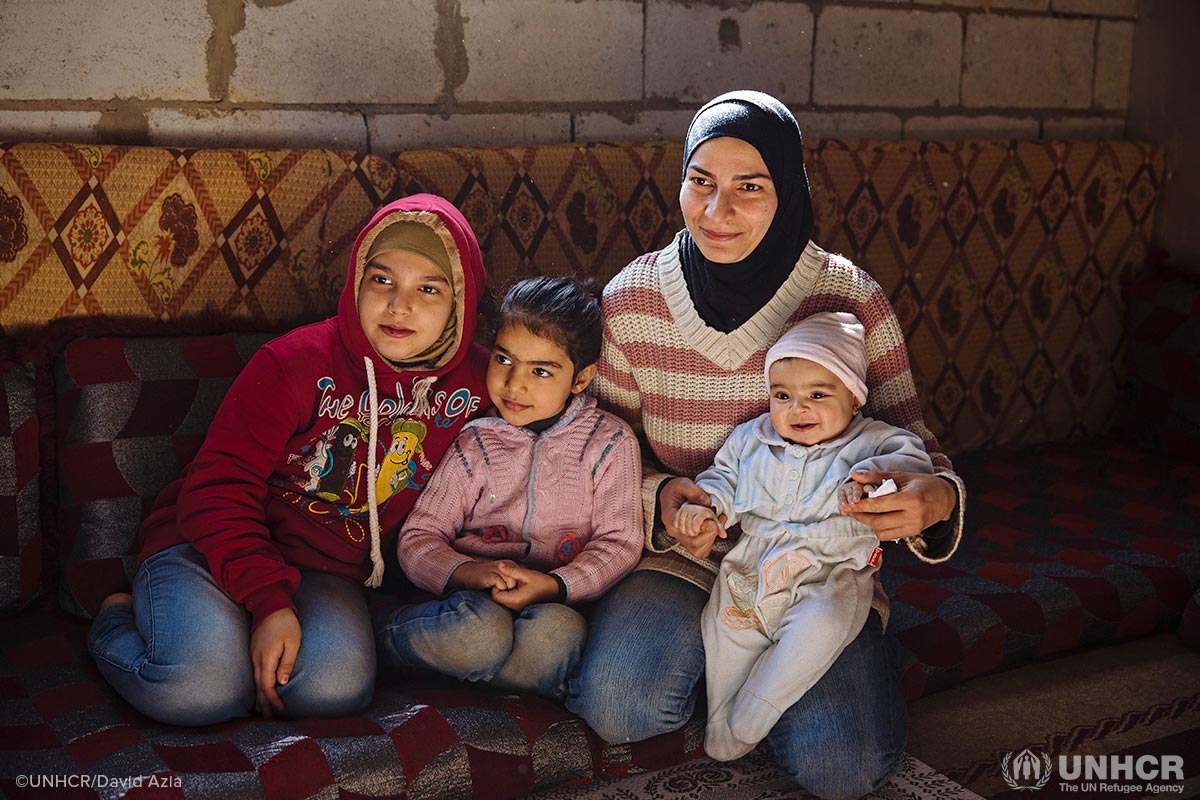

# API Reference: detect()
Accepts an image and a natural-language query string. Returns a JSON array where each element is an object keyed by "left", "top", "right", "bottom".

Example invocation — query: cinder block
[
  {"left": 0, "top": 111, "right": 102, "bottom": 143},
  {"left": 1094, "top": 21, "right": 1133, "bottom": 110},
  {"left": 795, "top": 112, "right": 903, "bottom": 139},
  {"left": 458, "top": 0, "right": 641, "bottom": 102},
  {"left": 814, "top": 7, "right": 961, "bottom": 107},
  {"left": 1042, "top": 116, "right": 1125, "bottom": 139},
  {"left": 904, "top": 115, "right": 1040, "bottom": 140},
  {"left": 147, "top": 110, "right": 367, "bottom": 151},
  {"left": 919, "top": 0, "right": 1050, "bottom": 9},
  {"left": 645, "top": 2, "right": 812, "bottom": 104},
  {"left": 574, "top": 111, "right": 697, "bottom": 142},
  {"left": 369, "top": 114, "right": 571, "bottom": 153},
  {"left": 0, "top": 0, "right": 210, "bottom": 101},
  {"left": 1051, "top": 0, "right": 1137, "bottom": 17},
  {"left": 230, "top": 0, "right": 440, "bottom": 104},
  {"left": 963, "top": 15, "right": 1094, "bottom": 108}
]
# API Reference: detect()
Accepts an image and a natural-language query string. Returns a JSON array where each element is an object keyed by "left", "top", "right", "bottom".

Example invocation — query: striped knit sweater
[{"left": 594, "top": 232, "right": 966, "bottom": 609}]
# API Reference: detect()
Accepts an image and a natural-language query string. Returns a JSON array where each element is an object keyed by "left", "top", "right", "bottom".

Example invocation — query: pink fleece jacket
[{"left": 398, "top": 393, "right": 643, "bottom": 602}]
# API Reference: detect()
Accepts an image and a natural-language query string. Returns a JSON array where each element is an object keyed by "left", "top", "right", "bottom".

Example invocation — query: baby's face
[{"left": 768, "top": 358, "right": 859, "bottom": 446}]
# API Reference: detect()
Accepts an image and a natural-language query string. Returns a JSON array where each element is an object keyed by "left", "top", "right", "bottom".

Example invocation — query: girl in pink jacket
[{"left": 377, "top": 277, "right": 643, "bottom": 700}]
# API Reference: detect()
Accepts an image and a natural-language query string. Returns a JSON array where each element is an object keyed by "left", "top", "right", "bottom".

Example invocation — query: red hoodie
[{"left": 136, "top": 195, "right": 490, "bottom": 628}]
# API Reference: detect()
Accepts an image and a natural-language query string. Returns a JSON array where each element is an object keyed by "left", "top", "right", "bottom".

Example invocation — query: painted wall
[{"left": 1, "top": 0, "right": 1136, "bottom": 153}]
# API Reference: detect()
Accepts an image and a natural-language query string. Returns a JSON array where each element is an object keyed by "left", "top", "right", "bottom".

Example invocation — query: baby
[{"left": 676, "top": 311, "right": 934, "bottom": 761}]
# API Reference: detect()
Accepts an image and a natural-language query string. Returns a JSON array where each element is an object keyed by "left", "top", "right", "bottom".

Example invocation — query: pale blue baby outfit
[{"left": 698, "top": 411, "right": 933, "bottom": 761}]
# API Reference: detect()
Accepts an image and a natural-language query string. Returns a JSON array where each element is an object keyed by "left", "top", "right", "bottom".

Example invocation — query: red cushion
[
  {"left": 0, "top": 355, "right": 39, "bottom": 611},
  {"left": 53, "top": 334, "right": 271, "bottom": 618}
]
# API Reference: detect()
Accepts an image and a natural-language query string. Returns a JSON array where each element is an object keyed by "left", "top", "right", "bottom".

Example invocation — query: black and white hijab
[{"left": 678, "top": 90, "right": 815, "bottom": 333}]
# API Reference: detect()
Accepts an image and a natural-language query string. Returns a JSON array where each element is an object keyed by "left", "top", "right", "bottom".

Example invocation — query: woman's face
[{"left": 680, "top": 136, "right": 779, "bottom": 264}]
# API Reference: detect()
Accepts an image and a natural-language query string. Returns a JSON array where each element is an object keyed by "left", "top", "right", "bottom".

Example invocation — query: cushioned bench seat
[{"left": 2, "top": 426, "right": 1195, "bottom": 798}]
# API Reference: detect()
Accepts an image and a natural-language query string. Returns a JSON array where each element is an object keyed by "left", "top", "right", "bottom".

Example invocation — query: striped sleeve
[
  {"left": 802, "top": 256, "right": 966, "bottom": 563},
  {"left": 596, "top": 262, "right": 677, "bottom": 550}
]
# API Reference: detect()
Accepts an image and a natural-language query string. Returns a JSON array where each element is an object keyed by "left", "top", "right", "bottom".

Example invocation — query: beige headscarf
[{"left": 362, "top": 220, "right": 457, "bottom": 367}]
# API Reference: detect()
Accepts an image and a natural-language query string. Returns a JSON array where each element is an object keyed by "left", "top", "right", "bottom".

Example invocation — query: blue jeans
[
  {"left": 566, "top": 570, "right": 908, "bottom": 800},
  {"left": 376, "top": 589, "right": 586, "bottom": 701},
  {"left": 88, "top": 543, "right": 376, "bottom": 726}
]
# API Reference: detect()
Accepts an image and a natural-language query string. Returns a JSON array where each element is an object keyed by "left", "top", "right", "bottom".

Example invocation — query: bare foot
[{"left": 99, "top": 592, "right": 133, "bottom": 611}]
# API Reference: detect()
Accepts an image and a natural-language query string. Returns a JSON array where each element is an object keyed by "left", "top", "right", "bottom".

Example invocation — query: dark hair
[{"left": 496, "top": 276, "right": 603, "bottom": 375}]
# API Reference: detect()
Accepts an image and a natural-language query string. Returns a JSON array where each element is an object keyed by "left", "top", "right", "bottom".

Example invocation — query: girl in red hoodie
[{"left": 88, "top": 195, "right": 490, "bottom": 725}]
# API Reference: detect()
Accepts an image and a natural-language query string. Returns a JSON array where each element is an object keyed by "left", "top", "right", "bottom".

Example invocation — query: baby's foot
[{"left": 99, "top": 592, "right": 133, "bottom": 611}]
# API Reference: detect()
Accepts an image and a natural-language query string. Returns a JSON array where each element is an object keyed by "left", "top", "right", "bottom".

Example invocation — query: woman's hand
[
  {"left": 842, "top": 471, "right": 956, "bottom": 541},
  {"left": 661, "top": 477, "right": 727, "bottom": 558},
  {"left": 250, "top": 608, "right": 302, "bottom": 717}
]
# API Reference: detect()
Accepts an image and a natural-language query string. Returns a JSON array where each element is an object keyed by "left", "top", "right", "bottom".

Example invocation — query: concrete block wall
[{"left": 1, "top": 0, "right": 1138, "bottom": 153}]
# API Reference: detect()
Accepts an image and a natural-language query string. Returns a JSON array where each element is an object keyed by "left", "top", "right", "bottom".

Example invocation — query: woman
[{"left": 565, "top": 91, "right": 964, "bottom": 800}]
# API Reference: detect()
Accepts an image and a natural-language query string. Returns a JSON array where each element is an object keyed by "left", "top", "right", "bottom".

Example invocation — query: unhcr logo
[
  {"left": 1001, "top": 748, "right": 1053, "bottom": 791},
  {"left": 999, "top": 750, "right": 1186, "bottom": 794}
]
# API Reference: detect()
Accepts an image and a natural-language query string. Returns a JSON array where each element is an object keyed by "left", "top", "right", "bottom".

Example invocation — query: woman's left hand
[{"left": 842, "top": 471, "right": 956, "bottom": 541}]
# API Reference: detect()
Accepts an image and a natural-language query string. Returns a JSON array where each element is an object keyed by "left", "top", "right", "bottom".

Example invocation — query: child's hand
[
  {"left": 676, "top": 502, "right": 719, "bottom": 538},
  {"left": 490, "top": 562, "right": 559, "bottom": 611},
  {"left": 661, "top": 478, "right": 727, "bottom": 558},
  {"left": 450, "top": 560, "right": 519, "bottom": 592},
  {"left": 249, "top": 608, "right": 302, "bottom": 718},
  {"left": 838, "top": 481, "right": 871, "bottom": 515}
]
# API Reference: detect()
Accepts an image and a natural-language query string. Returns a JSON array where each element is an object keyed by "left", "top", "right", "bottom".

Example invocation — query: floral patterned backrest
[
  {"left": 0, "top": 143, "right": 397, "bottom": 335},
  {"left": 0, "top": 138, "right": 1164, "bottom": 458},
  {"left": 394, "top": 138, "right": 1163, "bottom": 456}
]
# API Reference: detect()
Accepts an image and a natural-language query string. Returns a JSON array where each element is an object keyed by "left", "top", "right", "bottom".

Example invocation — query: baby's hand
[
  {"left": 676, "top": 501, "right": 719, "bottom": 538},
  {"left": 838, "top": 481, "right": 871, "bottom": 515}
]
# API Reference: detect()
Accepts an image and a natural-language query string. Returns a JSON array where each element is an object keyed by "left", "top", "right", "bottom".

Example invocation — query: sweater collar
[
  {"left": 659, "top": 232, "right": 827, "bottom": 370},
  {"left": 466, "top": 393, "right": 594, "bottom": 439}
]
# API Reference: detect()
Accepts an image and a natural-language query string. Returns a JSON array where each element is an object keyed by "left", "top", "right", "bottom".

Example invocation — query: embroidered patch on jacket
[
  {"left": 556, "top": 532, "right": 581, "bottom": 563},
  {"left": 482, "top": 525, "right": 510, "bottom": 543}
]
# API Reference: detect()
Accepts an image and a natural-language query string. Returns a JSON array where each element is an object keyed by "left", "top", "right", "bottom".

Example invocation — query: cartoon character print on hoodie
[{"left": 135, "top": 195, "right": 490, "bottom": 629}]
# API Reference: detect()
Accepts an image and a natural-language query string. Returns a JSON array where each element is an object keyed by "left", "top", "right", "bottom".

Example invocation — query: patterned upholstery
[
  {"left": 1120, "top": 261, "right": 1200, "bottom": 457},
  {"left": 887, "top": 436, "right": 1200, "bottom": 700},
  {"left": 393, "top": 142, "right": 686, "bottom": 298},
  {"left": 0, "top": 355, "right": 39, "bottom": 611},
  {"left": 0, "top": 611, "right": 700, "bottom": 799},
  {"left": 0, "top": 144, "right": 397, "bottom": 335},
  {"left": 54, "top": 334, "right": 272, "bottom": 618},
  {"left": 1180, "top": 589, "right": 1200, "bottom": 651},
  {"left": 0, "top": 137, "right": 1182, "bottom": 800},
  {"left": 4, "top": 439, "right": 1193, "bottom": 796},
  {"left": 396, "top": 139, "right": 1163, "bottom": 456}
]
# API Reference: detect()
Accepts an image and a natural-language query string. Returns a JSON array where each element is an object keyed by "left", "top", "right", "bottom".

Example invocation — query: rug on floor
[
  {"left": 907, "top": 633, "right": 1200, "bottom": 799},
  {"left": 530, "top": 747, "right": 984, "bottom": 800}
]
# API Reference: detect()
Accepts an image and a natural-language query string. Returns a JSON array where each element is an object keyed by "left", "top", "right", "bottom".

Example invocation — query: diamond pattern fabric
[
  {"left": 0, "top": 144, "right": 397, "bottom": 333},
  {"left": 0, "top": 355, "right": 38, "bottom": 611},
  {"left": 395, "top": 139, "right": 1163, "bottom": 455},
  {"left": 0, "top": 137, "right": 1179, "bottom": 800},
  {"left": 887, "top": 436, "right": 1200, "bottom": 700},
  {"left": 0, "top": 610, "right": 701, "bottom": 800},
  {"left": 54, "top": 334, "right": 272, "bottom": 618}
]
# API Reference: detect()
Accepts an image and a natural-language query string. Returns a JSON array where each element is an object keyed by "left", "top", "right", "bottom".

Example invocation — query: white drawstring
[
  {"left": 408, "top": 375, "right": 437, "bottom": 418},
  {"left": 363, "top": 356, "right": 384, "bottom": 588}
]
